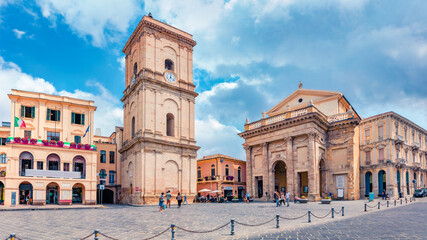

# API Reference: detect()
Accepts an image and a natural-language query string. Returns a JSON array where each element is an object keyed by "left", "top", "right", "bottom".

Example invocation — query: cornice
[{"left": 118, "top": 136, "right": 200, "bottom": 154}]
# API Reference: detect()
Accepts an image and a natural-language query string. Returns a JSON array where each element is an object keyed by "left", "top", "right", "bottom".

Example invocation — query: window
[
  {"left": 165, "top": 59, "right": 174, "bottom": 71},
  {"left": 378, "top": 149, "right": 384, "bottom": 161},
  {"left": 47, "top": 131, "right": 60, "bottom": 141},
  {"left": 71, "top": 112, "right": 85, "bottom": 125},
  {"left": 21, "top": 106, "right": 35, "bottom": 118},
  {"left": 225, "top": 164, "right": 229, "bottom": 176},
  {"left": 166, "top": 113, "right": 174, "bottom": 137},
  {"left": 109, "top": 171, "right": 115, "bottom": 184},
  {"left": 47, "top": 154, "right": 60, "bottom": 171},
  {"left": 46, "top": 109, "right": 61, "bottom": 121},
  {"left": 0, "top": 154, "right": 6, "bottom": 164},
  {"left": 378, "top": 125, "right": 384, "bottom": 140},
  {"left": 211, "top": 164, "right": 215, "bottom": 177},
  {"left": 238, "top": 166, "right": 241, "bottom": 182},
  {"left": 413, "top": 153, "right": 416, "bottom": 163},
  {"left": 197, "top": 166, "right": 201, "bottom": 179},
  {"left": 64, "top": 163, "right": 70, "bottom": 171},
  {"left": 73, "top": 156, "right": 86, "bottom": 179},
  {"left": 37, "top": 161, "right": 43, "bottom": 170},
  {"left": 74, "top": 136, "right": 81, "bottom": 144},
  {"left": 365, "top": 151, "right": 371, "bottom": 164},
  {"left": 109, "top": 151, "right": 115, "bottom": 164},
  {"left": 100, "top": 169, "right": 106, "bottom": 183},
  {"left": 365, "top": 129, "right": 370, "bottom": 143},
  {"left": 132, "top": 117, "right": 135, "bottom": 138},
  {"left": 100, "top": 150, "right": 106, "bottom": 163},
  {"left": 24, "top": 130, "right": 31, "bottom": 139},
  {"left": 0, "top": 138, "right": 6, "bottom": 146},
  {"left": 133, "top": 62, "right": 138, "bottom": 75}
]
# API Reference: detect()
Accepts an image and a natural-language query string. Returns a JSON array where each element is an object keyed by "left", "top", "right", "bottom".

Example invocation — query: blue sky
[{"left": 0, "top": 0, "right": 426, "bottom": 160}]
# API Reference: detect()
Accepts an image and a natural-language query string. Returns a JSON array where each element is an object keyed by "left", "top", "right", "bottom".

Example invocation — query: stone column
[
  {"left": 285, "top": 136, "right": 295, "bottom": 197},
  {"left": 262, "top": 142, "right": 270, "bottom": 200},
  {"left": 308, "top": 132, "right": 320, "bottom": 201},
  {"left": 244, "top": 146, "right": 253, "bottom": 198}
]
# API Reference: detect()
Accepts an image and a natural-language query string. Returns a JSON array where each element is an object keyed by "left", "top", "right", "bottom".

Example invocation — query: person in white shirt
[{"left": 285, "top": 191, "right": 290, "bottom": 207}]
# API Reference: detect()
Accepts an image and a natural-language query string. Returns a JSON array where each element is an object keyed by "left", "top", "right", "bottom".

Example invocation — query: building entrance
[
  {"left": 19, "top": 182, "right": 33, "bottom": 204},
  {"left": 299, "top": 172, "right": 308, "bottom": 197},
  {"left": 255, "top": 177, "right": 263, "bottom": 198},
  {"left": 274, "top": 161, "right": 287, "bottom": 193},
  {"left": 0, "top": 181, "right": 4, "bottom": 205},
  {"left": 46, "top": 183, "right": 59, "bottom": 204}
]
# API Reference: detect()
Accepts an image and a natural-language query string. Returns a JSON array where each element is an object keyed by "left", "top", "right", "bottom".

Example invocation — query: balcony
[
  {"left": 201, "top": 175, "right": 220, "bottom": 182},
  {"left": 394, "top": 135, "right": 404, "bottom": 144},
  {"left": 25, "top": 169, "right": 83, "bottom": 179},
  {"left": 223, "top": 175, "right": 235, "bottom": 182},
  {"left": 364, "top": 161, "right": 371, "bottom": 166},
  {"left": 412, "top": 142, "right": 420, "bottom": 150},
  {"left": 378, "top": 159, "right": 385, "bottom": 164},
  {"left": 397, "top": 158, "right": 407, "bottom": 165}
]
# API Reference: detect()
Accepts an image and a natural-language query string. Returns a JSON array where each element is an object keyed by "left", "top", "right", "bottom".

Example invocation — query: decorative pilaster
[
  {"left": 262, "top": 142, "right": 270, "bottom": 200},
  {"left": 308, "top": 132, "right": 320, "bottom": 201},
  {"left": 285, "top": 136, "right": 294, "bottom": 196},
  {"left": 244, "top": 146, "right": 253, "bottom": 198}
]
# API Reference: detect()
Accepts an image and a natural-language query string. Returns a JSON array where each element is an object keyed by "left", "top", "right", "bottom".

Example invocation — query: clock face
[{"left": 165, "top": 72, "right": 176, "bottom": 83}]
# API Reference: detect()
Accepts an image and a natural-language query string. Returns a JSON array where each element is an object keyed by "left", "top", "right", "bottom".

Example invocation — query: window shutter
[
  {"left": 82, "top": 114, "right": 85, "bottom": 125},
  {"left": 21, "top": 106, "right": 24, "bottom": 117},
  {"left": 47, "top": 109, "right": 51, "bottom": 120},
  {"left": 57, "top": 110, "right": 61, "bottom": 121},
  {"left": 71, "top": 112, "right": 75, "bottom": 124},
  {"left": 31, "top": 107, "right": 35, "bottom": 118}
]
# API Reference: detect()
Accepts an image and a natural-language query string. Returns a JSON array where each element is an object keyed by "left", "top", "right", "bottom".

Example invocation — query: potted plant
[
  {"left": 232, "top": 196, "right": 239, "bottom": 202},
  {"left": 30, "top": 138, "right": 37, "bottom": 144},
  {"left": 42, "top": 140, "right": 49, "bottom": 146},
  {"left": 49, "top": 140, "right": 57, "bottom": 146},
  {"left": 77, "top": 143, "right": 83, "bottom": 149},
  {"left": 57, "top": 141, "right": 64, "bottom": 147},
  {"left": 21, "top": 138, "right": 29, "bottom": 144},
  {"left": 321, "top": 196, "right": 331, "bottom": 204},
  {"left": 204, "top": 176, "right": 209, "bottom": 181},
  {"left": 70, "top": 142, "right": 76, "bottom": 148},
  {"left": 84, "top": 144, "right": 91, "bottom": 150},
  {"left": 299, "top": 196, "right": 308, "bottom": 203},
  {"left": 14, "top": 137, "right": 21, "bottom": 143}
]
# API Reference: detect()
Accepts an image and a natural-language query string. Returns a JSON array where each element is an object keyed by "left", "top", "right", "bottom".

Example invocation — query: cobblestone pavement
[
  {"left": 0, "top": 198, "right": 423, "bottom": 240},
  {"left": 249, "top": 200, "right": 427, "bottom": 240}
]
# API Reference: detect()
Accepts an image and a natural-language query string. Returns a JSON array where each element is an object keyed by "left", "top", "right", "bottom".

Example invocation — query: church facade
[
  {"left": 119, "top": 16, "right": 199, "bottom": 204},
  {"left": 239, "top": 83, "right": 361, "bottom": 201}
]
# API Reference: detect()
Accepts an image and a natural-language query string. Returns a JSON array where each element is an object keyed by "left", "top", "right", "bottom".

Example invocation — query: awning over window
[
  {"left": 224, "top": 186, "right": 233, "bottom": 190},
  {"left": 47, "top": 154, "right": 60, "bottom": 162}
]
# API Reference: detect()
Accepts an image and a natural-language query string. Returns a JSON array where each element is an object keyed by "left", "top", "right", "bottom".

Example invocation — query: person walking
[
  {"left": 274, "top": 192, "right": 280, "bottom": 207},
  {"left": 245, "top": 192, "right": 250, "bottom": 203},
  {"left": 265, "top": 192, "right": 270, "bottom": 201},
  {"left": 166, "top": 190, "right": 172, "bottom": 208},
  {"left": 285, "top": 191, "right": 290, "bottom": 207},
  {"left": 26, "top": 194, "right": 30, "bottom": 205},
  {"left": 280, "top": 192, "right": 285, "bottom": 206},
  {"left": 159, "top": 193, "right": 165, "bottom": 212},
  {"left": 176, "top": 192, "right": 183, "bottom": 208},
  {"left": 183, "top": 194, "right": 188, "bottom": 205}
]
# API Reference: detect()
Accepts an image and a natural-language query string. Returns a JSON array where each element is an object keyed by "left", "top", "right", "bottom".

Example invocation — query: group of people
[
  {"left": 381, "top": 189, "right": 390, "bottom": 200},
  {"left": 158, "top": 191, "right": 188, "bottom": 212},
  {"left": 274, "top": 191, "right": 291, "bottom": 207}
]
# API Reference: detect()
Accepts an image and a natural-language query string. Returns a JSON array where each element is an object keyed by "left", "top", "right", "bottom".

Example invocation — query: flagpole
[{"left": 13, "top": 101, "right": 15, "bottom": 138}]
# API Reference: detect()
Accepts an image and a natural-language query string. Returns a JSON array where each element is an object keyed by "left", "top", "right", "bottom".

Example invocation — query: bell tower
[{"left": 119, "top": 15, "right": 199, "bottom": 204}]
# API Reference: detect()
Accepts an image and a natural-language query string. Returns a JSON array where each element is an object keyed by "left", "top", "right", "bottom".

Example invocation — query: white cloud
[
  {"left": 117, "top": 56, "right": 125, "bottom": 72},
  {"left": 12, "top": 29, "right": 25, "bottom": 39},
  {"left": 0, "top": 56, "right": 122, "bottom": 135},
  {"left": 195, "top": 115, "right": 245, "bottom": 160},
  {"left": 198, "top": 81, "right": 238, "bottom": 104},
  {"left": 35, "top": 0, "right": 142, "bottom": 46}
]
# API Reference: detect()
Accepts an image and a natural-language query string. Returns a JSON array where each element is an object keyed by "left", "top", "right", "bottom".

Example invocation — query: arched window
[
  {"left": 211, "top": 164, "right": 215, "bottom": 177},
  {"left": 73, "top": 156, "right": 86, "bottom": 179},
  {"left": 166, "top": 113, "right": 174, "bottom": 137},
  {"left": 165, "top": 59, "right": 174, "bottom": 71},
  {"left": 197, "top": 166, "right": 201, "bottom": 179},
  {"left": 47, "top": 154, "right": 60, "bottom": 171},
  {"left": 0, "top": 153, "right": 6, "bottom": 164},
  {"left": 133, "top": 62, "right": 138, "bottom": 76},
  {"left": 131, "top": 117, "right": 135, "bottom": 138},
  {"left": 225, "top": 164, "right": 229, "bottom": 176},
  {"left": 19, "top": 152, "right": 33, "bottom": 176},
  {"left": 237, "top": 166, "right": 241, "bottom": 182}
]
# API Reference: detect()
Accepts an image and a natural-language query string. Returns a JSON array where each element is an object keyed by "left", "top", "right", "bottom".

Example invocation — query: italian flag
[{"left": 14, "top": 117, "right": 26, "bottom": 128}]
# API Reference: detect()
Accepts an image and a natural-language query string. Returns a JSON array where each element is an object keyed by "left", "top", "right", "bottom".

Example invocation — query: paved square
[{"left": 0, "top": 198, "right": 423, "bottom": 240}]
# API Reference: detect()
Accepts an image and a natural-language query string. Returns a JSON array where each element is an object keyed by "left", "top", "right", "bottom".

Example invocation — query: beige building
[
  {"left": 360, "top": 112, "right": 427, "bottom": 198},
  {"left": 239, "top": 83, "right": 361, "bottom": 201},
  {"left": 119, "top": 15, "right": 199, "bottom": 204},
  {"left": 94, "top": 129, "right": 121, "bottom": 204},
  {"left": 0, "top": 89, "right": 97, "bottom": 206}
]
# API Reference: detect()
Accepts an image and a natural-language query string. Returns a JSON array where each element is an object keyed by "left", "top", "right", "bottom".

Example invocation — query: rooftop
[{"left": 197, "top": 154, "right": 244, "bottom": 162}]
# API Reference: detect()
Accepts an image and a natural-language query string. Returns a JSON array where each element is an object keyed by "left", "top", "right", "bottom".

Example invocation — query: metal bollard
[
  {"left": 342, "top": 206, "right": 345, "bottom": 217},
  {"left": 308, "top": 211, "right": 311, "bottom": 223},
  {"left": 9, "top": 233, "right": 15, "bottom": 240},
  {"left": 387, "top": 201, "right": 389, "bottom": 208},
  {"left": 364, "top": 203, "right": 367, "bottom": 212},
  {"left": 94, "top": 229, "right": 99, "bottom": 240},
  {"left": 394, "top": 199, "right": 396, "bottom": 206},
  {"left": 405, "top": 197, "right": 407, "bottom": 203},
  {"left": 410, "top": 197, "right": 412, "bottom": 203},
  {"left": 276, "top": 215, "right": 279, "bottom": 228},
  {"left": 171, "top": 224, "right": 176, "bottom": 240},
  {"left": 378, "top": 202, "right": 380, "bottom": 209},
  {"left": 230, "top": 219, "right": 235, "bottom": 235},
  {"left": 331, "top": 208, "right": 334, "bottom": 218},
  {"left": 400, "top": 198, "right": 402, "bottom": 205}
]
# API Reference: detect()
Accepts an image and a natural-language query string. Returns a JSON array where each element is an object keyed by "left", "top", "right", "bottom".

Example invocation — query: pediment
[{"left": 267, "top": 88, "right": 342, "bottom": 116}]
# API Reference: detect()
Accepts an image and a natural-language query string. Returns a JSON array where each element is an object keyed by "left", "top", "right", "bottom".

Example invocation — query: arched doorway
[
  {"left": 0, "top": 181, "right": 4, "bottom": 205},
  {"left": 365, "top": 171, "right": 372, "bottom": 196},
  {"left": 73, "top": 156, "right": 86, "bottom": 179},
  {"left": 19, "top": 152, "right": 33, "bottom": 176},
  {"left": 102, "top": 189, "right": 114, "bottom": 204},
  {"left": 319, "top": 160, "right": 326, "bottom": 197},
  {"left": 19, "top": 182, "right": 33, "bottom": 204},
  {"left": 274, "top": 161, "right": 287, "bottom": 193},
  {"left": 406, "top": 171, "right": 410, "bottom": 195},
  {"left": 397, "top": 170, "right": 401, "bottom": 196},
  {"left": 47, "top": 154, "right": 60, "bottom": 171},
  {"left": 46, "top": 182, "right": 60, "bottom": 204},
  {"left": 72, "top": 183, "right": 84, "bottom": 204},
  {"left": 378, "top": 170, "right": 386, "bottom": 196}
]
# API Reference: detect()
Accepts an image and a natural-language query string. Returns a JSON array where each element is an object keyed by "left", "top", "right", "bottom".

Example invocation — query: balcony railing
[
  {"left": 223, "top": 175, "right": 235, "bottom": 181},
  {"left": 395, "top": 135, "right": 404, "bottom": 143},
  {"left": 25, "top": 169, "right": 83, "bottom": 179},
  {"left": 397, "top": 158, "right": 406, "bottom": 165},
  {"left": 245, "top": 106, "right": 355, "bottom": 131},
  {"left": 378, "top": 159, "right": 385, "bottom": 164},
  {"left": 365, "top": 160, "right": 371, "bottom": 165},
  {"left": 413, "top": 142, "right": 420, "bottom": 149}
]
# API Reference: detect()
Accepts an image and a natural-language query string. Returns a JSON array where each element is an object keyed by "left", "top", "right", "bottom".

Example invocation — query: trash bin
[{"left": 369, "top": 192, "right": 374, "bottom": 202}]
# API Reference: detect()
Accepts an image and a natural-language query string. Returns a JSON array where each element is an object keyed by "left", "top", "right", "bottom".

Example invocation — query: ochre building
[
  {"left": 239, "top": 84, "right": 361, "bottom": 201},
  {"left": 119, "top": 15, "right": 199, "bottom": 204},
  {"left": 0, "top": 89, "right": 97, "bottom": 206},
  {"left": 197, "top": 154, "right": 246, "bottom": 200}
]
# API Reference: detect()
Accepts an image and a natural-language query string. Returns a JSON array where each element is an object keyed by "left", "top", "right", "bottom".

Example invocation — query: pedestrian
[
  {"left": 265, "top": 192, "right": 270, "bottom": 201},
  {"left": 159, "top": 193, "right": 165, "bottom": 212},
  {"left": 176, "top": 192, "right": 183, "bottom": 208},
  {"left": 382, "top": 190, "right": 386, "bottom": 200},
  {"left": 285, "top": 191, "right": 290, "bottom": 207},
  {"left": 281, "top": 192, "right": 287, "bottom": 206},
  {"left": 26, "top": 194, "right": 30, "bottom": 205},
  {"left": 245, "top": 192, "right": 250, "bottom": 203},
  {"left": 166, "top": 190, "right": 172, "bottom": 208},
  {"left": 274, "top": 192, "right": 280, "bottom": 207},
  {"left": 183, "top": 194, "right": 188, "bottom": 204}
]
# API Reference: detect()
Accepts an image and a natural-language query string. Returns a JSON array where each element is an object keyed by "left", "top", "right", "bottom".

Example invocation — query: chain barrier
[
  {"left": 98, "top": 232, "right": 119, "bottom": 240},
  {"left": 141, "top": 227, "right": 171, "bottom": 240},
  {"left": 235, "top": 217, "right": 276, "bottom": 227},
  {"left": 279, "top": 212, "right": 308, "bottom": 220},
  {"left": 333, "top": 209, "right": 342, "bottom": 214},
  {"left": 380, "top": 202, "right": 387, "bottom": 206},
  {"left": 175, "top": 222, "right": 230, "bottom": 234},
  {"left": 311, "top": 210, "right": 332, "bottom": 219},
  {"left": 79, "top": 232, "right": 94, "bottom": 240},
  {"left": 366, "top": 203, "right": 377, "bottom": 209},
  {"left": 4, "top": 235, "right": 23, "bottom": 240}
]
